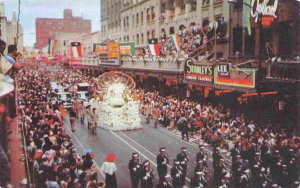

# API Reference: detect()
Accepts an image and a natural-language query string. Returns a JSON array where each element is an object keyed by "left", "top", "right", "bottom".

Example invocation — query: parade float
[{"left": 92, "top": 71, "right": 142, "bottom": 131}]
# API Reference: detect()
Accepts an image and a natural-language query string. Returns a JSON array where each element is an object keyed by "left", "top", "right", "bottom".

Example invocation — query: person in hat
[
  {"left": 129, "top": 152, "right": 142, "bottom": 188},
  {"left": 141, "top": 160, "right": 154, "bottom": 188},
  {"left": 100, "top": 154, "right": 117, "bottom": 188},
  {"left": 156, "top": 175, "right": 173, "bottom": 188},
  {"left": 170, "top": 160, "right": 183, "bottom": 188},
  {"left": 190, "top": 171, "right": 207, "bottom": 188},
  {"left": 196, "top": 145, "right": 207, "bottom": 165},
  {"left": 157, "top": 147, "right": 169, "bottom": 182},
  {"left": 176, "top": 147, "right": 189, "bottom": 186},
  {"left": 220, "top": 172, "right": 231, "bottom": 188},
  {"left": 194, "top": 160, "right": 208, "bottom": 177},
  {"left": 214, "top": 158, "right": 226, "bottom": 186}
]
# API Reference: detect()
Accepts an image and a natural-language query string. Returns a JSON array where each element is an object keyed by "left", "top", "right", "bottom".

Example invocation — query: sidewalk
[{"left": 7, "top": 116, "right": 27, "bottom": 187}]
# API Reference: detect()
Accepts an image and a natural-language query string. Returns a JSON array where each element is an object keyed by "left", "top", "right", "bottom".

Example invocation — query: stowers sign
[
  {"left": 184, "top": 60, "right": 214, "bottom": 83},
  {"left": 251, "top": 0, "right": 278, "bottom": 23}
]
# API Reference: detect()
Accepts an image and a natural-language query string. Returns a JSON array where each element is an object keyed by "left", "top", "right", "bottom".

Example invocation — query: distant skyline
[{"left": 1, "top": 0, "right": 101, "bottom": 47}]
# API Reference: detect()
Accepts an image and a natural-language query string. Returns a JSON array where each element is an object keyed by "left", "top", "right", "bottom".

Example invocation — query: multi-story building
[
  {"left": 100, "top": 0, "right": 230, "bottom": 58},
  {"left": 56, "top": 32, "right": 86, "bottom": 56},
  {"left": 229, "top": 0, "right": 299, "bottom": 60},
  {"left": 0, "top": 2, "right": 23, "bottom": 52},
  {"left": 36, "top": 9, "right": 91, "bottom": 49}
]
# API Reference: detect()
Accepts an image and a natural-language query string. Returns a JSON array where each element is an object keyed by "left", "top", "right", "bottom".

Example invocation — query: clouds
[{"left": 0, "top": 0, "right": 100, "bottom": 46}]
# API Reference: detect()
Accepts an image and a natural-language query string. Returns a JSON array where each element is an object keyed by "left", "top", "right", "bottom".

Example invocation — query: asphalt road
[{"left": 64, "top": 115, "right": 232, "bottom": 188}]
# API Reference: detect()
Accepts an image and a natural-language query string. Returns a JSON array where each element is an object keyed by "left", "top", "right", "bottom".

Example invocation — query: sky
[{"left": 1, "top": 0, "right": 101, "bottom": 47}]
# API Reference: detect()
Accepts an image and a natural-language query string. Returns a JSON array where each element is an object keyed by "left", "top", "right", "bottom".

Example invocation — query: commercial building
[
  {"left": 229, "top": 0, "right": 300, "bottom": 60},
  {"left": 100, "top": 0, "right": 230, "bottom": 58},
  {"left": 35, "top": 9, "right": 91, "bottom": 49}
]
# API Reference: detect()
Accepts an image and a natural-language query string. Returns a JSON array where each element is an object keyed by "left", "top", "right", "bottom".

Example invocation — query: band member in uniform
[
  {"left": 141, "top": 160, "right": 154, "bottom": 188},
  {"left": 214, "top": 158, "right": 227, "bottom": 186},
  {"left": 194, "top": 160, "right": 208, "bottom": 176},
  {"left": 190, "top": 171, "right": 207, "bottom": 188},
  {"left": 171, "top": 160, "right": 183, "bottom": 188},
  {"left": 176, "top": 147, "right": 189, "bottom": 186},
  {"left": 157, "top": 147, "right": 169, "bottom": 182},
  {"left": 157, "top": 175, "right": 173, "bottom": 188},
  {"left": 128, "top": 152, "right": 142, "bottom": 188}
]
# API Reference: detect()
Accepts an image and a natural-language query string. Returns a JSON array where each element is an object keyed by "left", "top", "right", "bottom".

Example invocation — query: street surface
[{"left": 64, "top": 115, "right": 232, "bottom": 188}]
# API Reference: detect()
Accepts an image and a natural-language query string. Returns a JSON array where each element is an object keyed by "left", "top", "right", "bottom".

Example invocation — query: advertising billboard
[
  {"left": 214, "top": 65, "right": 256, "bottom": 88},
  {"left": 184, "top": 59, "right": 214, "bottom": 83}
]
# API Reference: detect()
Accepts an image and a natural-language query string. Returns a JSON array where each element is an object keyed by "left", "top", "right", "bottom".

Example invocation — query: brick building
[{"left": 35, "top": 9, "right": 91, "bottom": 49}]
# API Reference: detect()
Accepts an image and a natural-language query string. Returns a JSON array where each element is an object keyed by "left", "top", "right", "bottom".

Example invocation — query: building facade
[
  {"left": 36, "top": 9, "right": 91, "bottom": 49},
  {"left": 100, "top": 0, "right": 230, "bottom": 58},
  {"left": 0, "top": 2, "right": 23, "bottom": 52},
  {"left": 229, "top": 0, "right": 299, "bottom": 60}
]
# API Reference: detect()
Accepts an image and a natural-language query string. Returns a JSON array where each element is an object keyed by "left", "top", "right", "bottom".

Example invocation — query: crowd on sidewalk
[
  {"left": 141, "top": 91, "right": 300, "bottom": 187},
  {"left": 17, "top": 64, "right": 119, "bottom": 188},
  {"left": 0, "top": 59, "right": 298, "bottom": 188}
]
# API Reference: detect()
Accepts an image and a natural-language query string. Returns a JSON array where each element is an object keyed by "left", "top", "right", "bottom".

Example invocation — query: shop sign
[
  {"left": 94, "top": 42, "right": 120, "bottom": 66},
  {"left": 121, "top": 55, "right": 185, "bottom": 63},
  {"left": 214, "top": 67, "right": 256, "bottom": 88},
  {"left": 251, "top": 0, "right": 278, "bottom": 23},
  {"left": 217, "top": 64, "right": 230, "bottom": 77},
  {"left": 184, "top": 60, "right": 214, "bottom": 83}
]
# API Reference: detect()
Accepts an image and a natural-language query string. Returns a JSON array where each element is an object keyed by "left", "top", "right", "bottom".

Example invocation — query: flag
[
  {"left": 170, "top": 34, "right": 181, "bottom": 51},
  {"left": 243, "top": 0, "right": 252, "bottom": 35},
  {"left": 148, "top": 38, "right": 160, "bottom": 56},
  {"left": 70, "top": 42, "right": 82, "bottom": 58}
]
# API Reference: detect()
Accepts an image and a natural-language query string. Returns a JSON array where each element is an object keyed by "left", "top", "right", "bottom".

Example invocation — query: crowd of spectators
[
  {"left": 137, "top": 19, "right": 215, "bottom": 60},
  {"left": 141, "top": 91, "right": 300, "bottom": 187},
  {"left": 17, "top": 64, "right": 105, "bottom": 188}
]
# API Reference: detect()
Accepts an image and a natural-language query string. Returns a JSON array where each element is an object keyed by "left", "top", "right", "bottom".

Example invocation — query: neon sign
[{"left": 251, "top": 0, "right": 278, "bottom": 23}]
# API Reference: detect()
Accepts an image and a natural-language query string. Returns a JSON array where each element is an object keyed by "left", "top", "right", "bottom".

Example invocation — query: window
[
  {"left": 136, "top": 13, "right": 139, "bottom": 25},
  {"left": 151, "top": 6, "right": 155, "bottom": 20},
  {"left": 141, "top": 11, "right": 144, "bottom": 24},
  {"left": 169, "top": 27, "right": 175, "bottom": 34},
  {"left": 233, "top": 26, "right": 242, "bottom": 55},
  {"left": 137, "top": 34, "right": 139, "bottom": 44},
  {"left": 191, "top": 0, "right": 197, "bottom": 11},
  {"left": 213, "top": 0, "right": 223, "bottom": 4},
  {"left": 202, "top": 0, "right": 210, "bottom": 6},
  {"left": 132, "top": 15, "right": 135, "bottom": 27},
  {"left": 147, "top": 8, "right": 150, "bottom": 21},
  {"left": 245, "top": 28, "right": 255, "bottom": 56},
  {"left": 141, "top": 33, "right": 144, "bottom": 44},
  {"left": 151, "top": 30, "right": 155, "bottom": 38},
  {"left": 233, "top": 0, "right": 243, "bottom": 10}
]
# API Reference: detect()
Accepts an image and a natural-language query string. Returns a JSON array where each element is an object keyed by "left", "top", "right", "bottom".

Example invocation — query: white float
[{"left": 92, "top": 72, "right": 142, "bottom": 131}]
